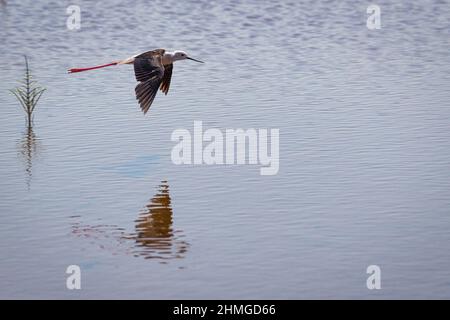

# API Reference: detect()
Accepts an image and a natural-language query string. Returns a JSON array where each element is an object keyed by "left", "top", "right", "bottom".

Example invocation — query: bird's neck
[{"left": 162, "top": 52, "right": 175, "bottom": 65}]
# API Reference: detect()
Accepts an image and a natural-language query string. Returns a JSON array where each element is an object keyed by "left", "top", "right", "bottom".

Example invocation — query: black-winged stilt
[{"left": 68, "top": 49, "right": 204, "bottom": 114}]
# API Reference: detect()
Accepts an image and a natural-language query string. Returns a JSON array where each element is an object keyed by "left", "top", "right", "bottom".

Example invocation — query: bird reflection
[
  {"left": 19, "top": 126, "right": 39, "bottom": 189},
  {"left": 131, "top": 181, "right": 189, "bottom": 260},
  {"left": 71, "top": 181, "right": 188, "bottom": 262}
]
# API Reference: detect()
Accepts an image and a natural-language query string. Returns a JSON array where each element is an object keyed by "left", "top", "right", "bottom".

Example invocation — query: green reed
[{"left": 10, "top": 55, "right": 46, "bottom": 127}]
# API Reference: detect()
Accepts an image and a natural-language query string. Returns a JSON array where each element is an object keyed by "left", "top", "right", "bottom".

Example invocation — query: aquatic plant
[{"left": 10, "top": 55, "right": 46, "bottom": 127}]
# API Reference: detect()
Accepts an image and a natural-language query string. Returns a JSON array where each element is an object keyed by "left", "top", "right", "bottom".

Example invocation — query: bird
[{"left": 68, "top": 49, "right": 204, "bottom": 114}]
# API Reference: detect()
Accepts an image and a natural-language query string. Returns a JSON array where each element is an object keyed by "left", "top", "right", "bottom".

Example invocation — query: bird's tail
[{"left": 68, "top": 61, "right": 119, "bottom": 73}]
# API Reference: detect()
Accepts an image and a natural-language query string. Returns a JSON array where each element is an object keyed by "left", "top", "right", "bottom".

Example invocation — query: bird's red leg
[{"left": 68, "top": 62, "right": 118, "bottom": 73}]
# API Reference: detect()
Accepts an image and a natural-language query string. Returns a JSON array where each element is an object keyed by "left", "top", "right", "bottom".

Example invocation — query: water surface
[{"left": 1, "top": 0, "right": 450, "bottom": 299}]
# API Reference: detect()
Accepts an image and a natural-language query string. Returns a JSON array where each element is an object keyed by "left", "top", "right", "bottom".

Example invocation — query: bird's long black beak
[{"left": 187, "top": 57, "right": 204, "bottom": 63}]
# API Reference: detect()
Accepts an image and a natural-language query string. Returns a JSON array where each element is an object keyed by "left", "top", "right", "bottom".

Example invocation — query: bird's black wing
[
  {"left": 159, "top": 63, "right": 173, "bottom": 95},
  {"left": 135, "top": 49, "right": 166, "bottom": 60},
  {"left": 134, "top": 54, "right": 165, "bottom": 114}
]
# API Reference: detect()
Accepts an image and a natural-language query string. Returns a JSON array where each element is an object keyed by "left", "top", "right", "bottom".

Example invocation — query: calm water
[{"left": 1, "top": 0, "right": 450, "bottom": 299}]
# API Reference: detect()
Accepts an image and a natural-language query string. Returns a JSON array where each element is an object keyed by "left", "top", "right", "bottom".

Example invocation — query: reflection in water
[
  {"left": 18, "top": 126, "right": 39, "bottom": 189},
  {"left": 132, "top": 181, "right": 189, "bottom": 260},
  {"left": 71, "top": 181, "right": 189, "bottom": 262}
]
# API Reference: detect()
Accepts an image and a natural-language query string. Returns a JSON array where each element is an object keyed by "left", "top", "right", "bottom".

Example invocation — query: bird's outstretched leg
[
  {"left": 68, "top": 55, "right": 136, "bottom": 73},
  {"left": 68, "top": 62, "right": 119, "bottom": 73}
]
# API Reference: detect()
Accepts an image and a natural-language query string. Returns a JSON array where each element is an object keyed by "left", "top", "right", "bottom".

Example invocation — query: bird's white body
[{"left": 119, "top": 50, "right": 189, "bottom": 66}]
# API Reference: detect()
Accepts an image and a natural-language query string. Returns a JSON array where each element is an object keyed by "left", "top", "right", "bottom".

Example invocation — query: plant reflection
[{"left": 18, "top": 126, "right": 39, "bottom": 189}]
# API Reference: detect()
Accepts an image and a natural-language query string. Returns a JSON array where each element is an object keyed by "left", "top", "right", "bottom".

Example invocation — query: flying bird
[{"left": 68, "top": 49, "right": 204, "bottom": 114}]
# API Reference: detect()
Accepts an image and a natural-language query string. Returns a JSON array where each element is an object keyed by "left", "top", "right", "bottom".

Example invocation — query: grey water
[{"left": 1, "top": 0, "right": 450, "bottom": 299}]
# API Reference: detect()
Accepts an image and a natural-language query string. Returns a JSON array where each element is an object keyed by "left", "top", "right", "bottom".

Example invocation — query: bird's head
[{"left": 172, "top": 51, "right": 204, "bottom": 63}]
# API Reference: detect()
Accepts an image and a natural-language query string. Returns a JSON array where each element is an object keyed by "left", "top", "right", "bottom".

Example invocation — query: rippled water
[{"left": 1, "top": 0, "right": 450, "bottom": 299}]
